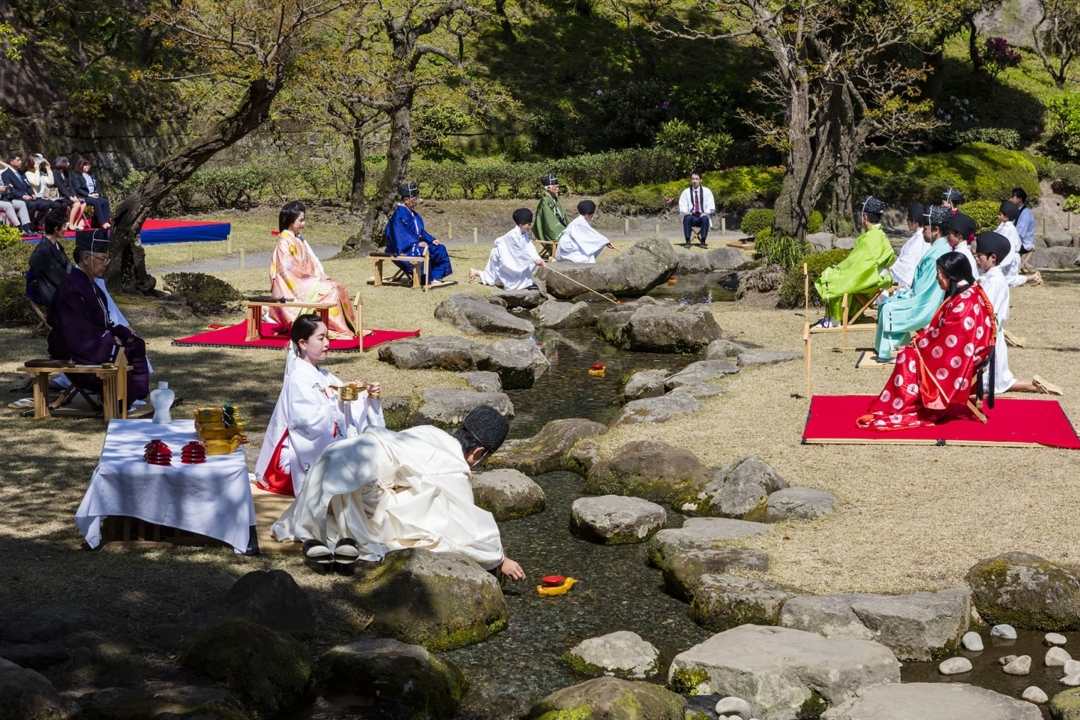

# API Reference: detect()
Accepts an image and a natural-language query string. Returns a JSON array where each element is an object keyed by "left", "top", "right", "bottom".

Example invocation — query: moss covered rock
[
  {"left": 646, "top": 518, "right": 771, "bottom": 570},
  {"left": 688, "top": 575, "right": 803, "bottom": 632},
  {"left": 526, "top": 676, "right": 687, "bottom": 720},
  {"left": 585, "top": 440, "right": 712, "bottom": 503},
  {"left": 180, "top": 619, "right": 311, "bottom": 717},
  {"left": 660, "top": 547, "right": 770, "bottom": 602},
  {"left": 966, "top": 553, "right": 1080, "bottom": 631},
  {"left": 1051, "top": 687, "right": 1080, "bottom": 719},
  {"left": 314, "top": 637, "right": 467, "bottom": 720},
  {"left": 72, "top": 682, "right": 243, "bottom": 720},
  {"left": 486, "top": 418, "right": 608, "bottom": 476},
  {"left": 471, "top": 469, "right": 546, "bottom": 520},
  {"left": 348, "top": 548, "right": 508, "bottom": 651}
]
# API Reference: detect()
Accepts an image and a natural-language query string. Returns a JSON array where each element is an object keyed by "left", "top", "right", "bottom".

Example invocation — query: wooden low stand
[
  {"left": 370, "top": 247, "right": 429, "bottom": 291},
  {"left": 533, "top": 238, "right": 557, "bottom": 259},
  {"left": 16, "top": 349, "right": 129, "bottom": 422},
  {"left": 242, "top": 300, "right": 333, "bottom": 342},
  {"left": 98, "top": 516, "right": 226, "bottom": 550}
]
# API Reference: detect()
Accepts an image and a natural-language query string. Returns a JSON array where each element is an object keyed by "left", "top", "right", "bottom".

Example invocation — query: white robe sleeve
[
  {"left": 703, "top": 187, "right": 716, "bottom": 216},
  {"left": 889, "top": 230, "right": 928, "bottom": 289},
  {"left": 555, "top": 216, "right": 610, "bottom": 264}
]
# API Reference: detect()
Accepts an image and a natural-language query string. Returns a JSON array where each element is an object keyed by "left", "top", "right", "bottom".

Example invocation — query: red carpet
[
  {"left": 803, "top": 395, "right": 1080, "bottom": 449},
  {"left": 172, "top": 321, "right": 419, "bottom": 352}
]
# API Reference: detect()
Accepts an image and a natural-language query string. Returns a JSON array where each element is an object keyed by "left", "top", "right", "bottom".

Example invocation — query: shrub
[
  {"left": 736, "top": 263, "right": 786, "bottom": 299},
  {"left": 0, "top": 224, "right": 22, "bottom": 251},
  {"left": 200, "top": 167, "right": 268, "bottom": 209},
  {"left": 1047, "top": 94, "right": 1080, "bottom": 162},
  {"left": 949, "top": 127, "right": 1022, "bottom": 150},
  {"left": 0, "top": 276, "right": 35, "bottom": 325},
  {"left": 856, "top": 143, "right": 1040, "bottom": 206},
  {"left": 597, "top": 187, "right": 668, "bottom": 216},
  {"left": 1065, "top": 196, "right": 1080, "bottom": 214},
  {"left": 754, "top": 227, "right": 772, "bottom": 245},
  {"left": 980, "top": 37, "right": 1022, "bottom": 78},
  {"left": 756, "top": 233, "right": 811, "bottom": 270},
  {"left": 1050, "top": 162, "right": 1080, "bottom": 196},
  {"left": 807, "top": 210, "right": 824, "bottom": 234},
  {"left": 740, "top": 208, "right": 774, "bottom": 237},
  {"left": 655, "top": 118, "right": 734, "bottom": 175},
  {"left": 162, "top": 272, "right": 242, "bottom": 316},
  {"left": 958, "top": 200, "right": 1002, "bottom": 233},
  {"left": 777, "top": 249, "right": 851, "bottom": 309}
]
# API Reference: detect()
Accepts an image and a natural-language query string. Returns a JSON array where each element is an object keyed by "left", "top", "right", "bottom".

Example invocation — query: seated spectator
[
  {"left": 27, "top": 210, "right": 72, "bottom": 308},
  {"left": 2, "top": 152, "right": 61, "bottom": 233},
  {"left": 52, "top": 157, "right": 87, "bottom": 230},
  {"left": 47, "top": 230, "right": 150, "bottom": 404},
  {"left": 0, "top": 159, "right": 31, "bottom": 230},
  {"left": 71, "top": 157, "right": 111, "bottom": 230}
]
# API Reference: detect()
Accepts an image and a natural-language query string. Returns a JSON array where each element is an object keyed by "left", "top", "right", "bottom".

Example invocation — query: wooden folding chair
[
  {"left": 353, "top": 291, "right": 366, "bottom": 352},
  {"left": 966, "top": 347, "right": 996, "bottom": 424},
  {"left": 28, "top": 299, "right": 50, "bottom": 336}
]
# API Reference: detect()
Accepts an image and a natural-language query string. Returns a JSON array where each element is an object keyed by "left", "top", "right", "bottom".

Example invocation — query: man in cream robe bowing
[
  {"left": 555, "top": 200, "right": 614, "bottom": 263},
  {"left": 271, "top": 405, "right": 526, "bottom": 580},
  {"left": 470, "top": 208, "right": 546, "bottom": 289}
]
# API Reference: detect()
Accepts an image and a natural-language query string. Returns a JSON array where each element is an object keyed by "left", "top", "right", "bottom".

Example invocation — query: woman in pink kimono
[{"left": 269, "top": 201, "right": 357, "bottom": 339}]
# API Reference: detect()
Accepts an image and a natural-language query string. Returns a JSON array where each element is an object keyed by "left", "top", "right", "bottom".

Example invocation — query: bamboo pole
[{"left": 543, "top": 266, "right": 619, "bottom": 305}]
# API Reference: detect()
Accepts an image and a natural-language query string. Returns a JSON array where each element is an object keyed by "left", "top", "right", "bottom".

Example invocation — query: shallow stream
[{"left": 300, "top": 273, "right": 1063, "bottom": 719}]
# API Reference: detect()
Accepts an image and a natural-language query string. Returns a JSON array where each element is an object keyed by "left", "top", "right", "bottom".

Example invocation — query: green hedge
[
  {"left": 777, "top": 249, "right": 851, "bottom": 309},
  {"left": 856, "top": 143, "right": 1040, "bottom": 206},
  {"left": 596, "top": 166, "right": 785, "bottom": 217},
  {"left": 741, "top": 208, "right": 774, "bottom": 236},
  {"left": 958, "top": 201, "right": 1002, "bottom": 233},
  {"left": 162, "top": 273, "right": 243, "bottom": 316},
  {"left": 0, "top": 276, "right": 35, "bottom": 326}
]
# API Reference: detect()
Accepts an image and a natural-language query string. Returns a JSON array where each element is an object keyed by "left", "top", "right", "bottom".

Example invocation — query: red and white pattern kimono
[{"left": 857, "top": 285, "right": 996, "bottom": 431}]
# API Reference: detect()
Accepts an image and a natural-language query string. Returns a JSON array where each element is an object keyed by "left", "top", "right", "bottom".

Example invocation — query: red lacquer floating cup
[{"left": 541, "top": 575, "right": 565, "bottom": 587}]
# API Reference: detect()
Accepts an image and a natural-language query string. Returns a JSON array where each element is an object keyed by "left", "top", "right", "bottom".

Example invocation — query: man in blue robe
[
  {"left": 873, "top": 207, "right": 967, "bottom": 362},
  {"left": 46, "top": 230, "right": 150, "bottom": 402},
  {"left": 384, "top": 182, "right": 453, "bottom": 285}
]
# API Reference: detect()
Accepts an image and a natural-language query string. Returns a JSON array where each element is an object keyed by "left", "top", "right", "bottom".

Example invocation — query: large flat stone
[
  {"left": 411, "top": 389, "right": 514, "bottom": 428},
  {"left": 565, "top": 631, "right": 659, "bottom": 680},
  {"left": 661, "top": 548, "right": 770, "bottom": 601},
  {"left": 457, "top": 371, "right": 502, "bottom": 393},
  {"left": 779, "top": 588, "right": 970, "bottom": 661},
  {"left": 434, "top": 294, "right": 535, "bottom": 335},
  {"left": 689, "top": 575, "right": 803, "bottom": 632},
  {"left": 760, "top": 487, "right": 837, "bottom": 522},
  {"left": 822, "top": 682, "right": 1041, "bottom": 720},
  {"left": 668, "top": 625, "right": 901, "bottom": 719},
  {"left": 673, "top": 246, "right": 751, "bottom": 275},
  {"left": 620, "top": 304, "right": 723, "bottom": 353},
  {"left": 966, "top": 552, "right": 1080, "bottom": 630},
  {"left": 623, "top": 369, "right": 670, "bottom": 402},
  {"left": 664, "top": 360, "right": 740, "bottom": 390},
  {"left": 533, "top": 300, "right": 596, "bottom": 329},
  {"left": 1034, "top": 246, "right": 1080, "bottom": 269},
  {"left": 584, "top": 440, "right": 712, "bottom": 503},
  {"left": 610, "top": 392, "right": 701, "bottom": 427},
  {"left": 475, "top": 338, "right": 549, "bottom": 389},
  {"left": 471, "top": 469, "right": 545, "bottom": 520},
  {"left": 536, "top": 237, "right": 679, "bottom": 299},
  {"left": 681, "top": 456, "right": 788, "bottom": 518},
  {"left": 486, "top": 418, "right": 608, "bottom": 476},
  {"left": 527, "top": 676, "right": 687, "bottom": 720},
  {"left": 570, "top": 495, "right": 666, "bottom": 545},
  {"left": 647, "top": 517, "right": 771, "bottom": 568},
  {"left": 737, "top": 350, "right": 802, "bottom": 367},
  {"left": 378, "top": 335, "right": 481, "bottom": 371}
]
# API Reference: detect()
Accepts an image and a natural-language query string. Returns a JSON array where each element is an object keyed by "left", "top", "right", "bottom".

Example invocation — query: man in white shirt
[
  {"left": 678, "top": 172, "right": 716, "bottom": 249},
  {"left": 555, "top": 200, "right": 614, "bottom": 263},
  {"left": 994, "top": 200, "right": 1040, "bottom": 287},
  {"left": 1011, "top": 187, "right": 1038, "bottom": 275}
]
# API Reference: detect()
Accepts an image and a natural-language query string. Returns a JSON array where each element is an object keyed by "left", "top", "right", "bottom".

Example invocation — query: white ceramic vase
[{"left": 150, "top": 381, "right": 174, "bottom": 424}]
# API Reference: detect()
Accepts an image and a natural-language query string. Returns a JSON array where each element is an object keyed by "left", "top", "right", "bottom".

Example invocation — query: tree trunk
[
  {"left": 348, "top": 99, "right": 412, "bottom": 251},
  {"left": 349, "top": 134, "right": 367, "bottom": 213},
  {"left": 105, "top": 78, "right": 280, "bottom": 292},
  {"left": 493, "top": 0, "right": 516, "bottom": 43},
  {"left": 968, "top": 17, "right": 983, "bottom": 72},
  {"left": 831, "top": 87, "right": 860, "bottom": 234},
  {"left": 772, "top": 83, "right": 834, "bottom": 240}
]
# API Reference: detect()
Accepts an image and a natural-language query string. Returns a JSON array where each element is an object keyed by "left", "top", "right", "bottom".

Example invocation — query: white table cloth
[{"left": 76, "top": 419, "right": 255, "bottom": 552}]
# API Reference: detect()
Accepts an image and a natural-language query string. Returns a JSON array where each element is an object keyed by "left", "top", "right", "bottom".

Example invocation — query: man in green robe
[
  {"left": 533, "top": 173, "right": 567, "bottom": 260},
  {"left": 812, "top": 196, "right": 896, "bottom": 328}
]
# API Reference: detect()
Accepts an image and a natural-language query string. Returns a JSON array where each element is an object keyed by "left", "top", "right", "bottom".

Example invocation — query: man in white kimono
[
  {"left": 470, "top": 208, "right": 546, "bottom": 289},
  {"left": 974, "top": 232, "right": 1060, "bottom": 396},
  {"left": 888, "top": 202, "right": 929, "bottom": 290},
  {"left": 678, "top": 172, "right": 715, "bottom": 249},
  {"left": 272, "top": 405, "right": 527, "bottom": 580},
  {"left": 995, "top": 201, "right": 1040, "bottom": 287},
  {"left": 555, "top": 200, "right": 614, "bottom": 263}
]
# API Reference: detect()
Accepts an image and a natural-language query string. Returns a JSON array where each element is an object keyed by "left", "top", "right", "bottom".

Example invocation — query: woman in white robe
[
  {"left": 272, "top": 405, "right": 526, "bottom": 579},
  {"left": 470, "top": 208, "right": 545, "bottom": 289},
  {"left": 555, "top": 200, "right": 613, "bottom": 264},
  {"left": 256, "top": 314, "right": 384, "bottom": 497}
]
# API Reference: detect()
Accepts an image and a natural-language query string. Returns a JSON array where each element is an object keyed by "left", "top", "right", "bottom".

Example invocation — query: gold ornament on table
[{"left": 193, "top": 404, "right": 247, "bottom": 455}]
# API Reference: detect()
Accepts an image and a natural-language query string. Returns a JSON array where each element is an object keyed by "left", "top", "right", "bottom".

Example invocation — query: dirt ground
[{"left": 1, "top": 223, "right": 1078, "bottom": 676}]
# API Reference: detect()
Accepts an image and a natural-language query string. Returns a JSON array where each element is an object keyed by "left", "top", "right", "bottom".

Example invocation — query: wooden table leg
[
  {"left": 374, "top": 259, "right": 384, "bottom": 286},
  {"left": 101, "top": 370, "right": 117, "bottom": 422},
  {"left": 32, "top": 372, "right": 50, "bottom": 420},
  {"left": 412, "top": 263, "right": 420, "bottom": 290},
  {"left": 245, "top": 304, "right": 259, "bottom": 342}
]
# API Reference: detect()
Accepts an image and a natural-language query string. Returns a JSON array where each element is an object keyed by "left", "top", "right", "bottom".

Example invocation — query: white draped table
[{"left": 76, "top": 419, "right": 256, "bottom": 552}]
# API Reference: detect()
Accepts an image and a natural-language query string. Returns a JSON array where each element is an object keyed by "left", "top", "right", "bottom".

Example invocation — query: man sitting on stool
[
  {"left": 679, "top": 172, "right": 715, "bottom": 249},
  {"left": 47, "top": 230, "right": 150, "bottom": 405},
  {"left": 383, "top": 181, "right": 453, "bottom": 286}
]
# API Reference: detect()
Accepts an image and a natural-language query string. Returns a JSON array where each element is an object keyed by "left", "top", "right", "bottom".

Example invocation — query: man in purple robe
[{"left": 46, "top": 230, "right": 150, "bottom": 403}]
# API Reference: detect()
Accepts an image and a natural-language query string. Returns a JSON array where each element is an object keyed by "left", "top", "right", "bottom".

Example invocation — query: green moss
[
  {"left": 667, "top": 667, "right": 710, "bottom": 695},
  {"left": 797, "top": 691, "right": 828, "bottom": 719},
  {"left": 742, "top": 498, "right": 769, "bottom": 523},
  {"left": 533, "top": 707, "right": 594, "bottom": 720},
  {"left": 969, "top": 556, "right": 1080, "bottom": 630},
  {"left": 1051, "top": 687, "right": 1080, "bottom": 719}
]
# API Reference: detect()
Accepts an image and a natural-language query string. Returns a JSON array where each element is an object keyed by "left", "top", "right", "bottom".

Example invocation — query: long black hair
[
  {"left": 290, "top": 313, "right": 324, "bottom": 352},
  {"left": 937, "top": 252, "right": 975, "bottom": 299},
  {"left": 279, "top": 201, "right": 306, "bottom": 233}
]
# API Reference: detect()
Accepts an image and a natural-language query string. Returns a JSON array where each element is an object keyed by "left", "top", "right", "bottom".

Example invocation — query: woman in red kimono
[
  {"left": 269, "top": 201, "right": 358, "bottom": 339},
  {"left": 857, "top": 252, "right": 996, "bottom": 431}
]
